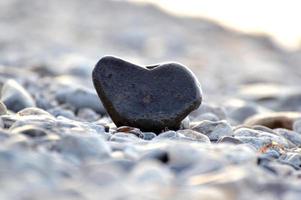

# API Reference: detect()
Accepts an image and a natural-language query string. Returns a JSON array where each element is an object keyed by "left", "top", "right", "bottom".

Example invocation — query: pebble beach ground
[{"left": 1, "top": 0, "right": 301, "bottom": 200}]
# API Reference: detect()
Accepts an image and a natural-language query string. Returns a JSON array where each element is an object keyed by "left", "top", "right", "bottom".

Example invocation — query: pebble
[
  {"left": 234, "top": 127, "right": 291, "bottom": 150},
  {"left": 77, "top": 108, "right": 100, "bottom": 122},
  {"left": 189, "top": 103, "right": 226, "bottom": 121},
  {"left": 273, "top": 128, "right": 301, "bottom": 147},
  {"left": 0, "top": 101, "right": 7, "bottom": 115},
  {"left": 0, "top": 118, "right": 4, "bottom": 129},
  {"left": 55, "top": 86, "right": 106, "bottom": 114},
  {"left": 192, "top": 120, "right": 233, "bottom": 141},
  {"left": 9, "top": 115, "right": 56, "bottom": 131},
  {"left": 293, "top": 119, "right": 301, "bottom": 134},
  {"left": 53, "top": 134, "right": 111, "bottom": 161},
  {"left": 177, "top": 129, "right": 210, "bottom": 143},
  {"left": 1, "top": 2, "right": 301, "bottom": 199},
  {"left": 166, "top": 144, "right": 221, "bottom": 173},
  {"left": 94, "top": 159, "right": 135, "bottom": 172},
  {"left": 92, "top": 56, "right": 202, "bottom": 133},
  {"left": 280, "top": 152, "right": 301, "bottom": 170},
  {"left": 140, "top": 149, "right": 169, "bottom": 163},
  {"left": 142, "top": 132, "right": 157, "bottom": 140},
  {"left": 47, "top": 107, "right": 76, "bottom": 119},
  {"left": 1, "top": 80, "right": 36, "bottom": 112},
  {"left": 10, "top": 125, "right": 48, "bottom": 138},
  {"left": 225, "top": 99, "right": 268, "bottom": 123},
  {"left": 218, "top": 136, "right": 243, "bottom": 144},
  {"left": 277, "top": 93, "right": 301, "bottom": 111},
  {"left": 192, "top": 113, "right": 220, "bottom": 122},
  {"left": 152, "top": 131, "right": 180, "bottom": 141},
  {"left": 130, "top": 161, "right": 173, "bottom": 185},
  {"left": 17, "top": 107, "right": 52, "bottom": 117},
  {"left": 0, "top": 129, "right": 11, "bottom": 142},
  {"left": 180, "top": 116, "right": 190, "bottom": 129},
  {"left": 244, "top": 112, "right": 301, "bottom": 130},
  {"left": 110, "top": 132, "right": 141, "bottom": 143},
  {"left": 115, "top": 126, "right": 144, "bottom": 138},
  {"left": 251, "top": 125, "right": 275, "bottom": 134}
]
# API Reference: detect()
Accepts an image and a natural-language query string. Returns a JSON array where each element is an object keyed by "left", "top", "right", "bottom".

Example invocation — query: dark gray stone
[{"left": 92, "top": 56, "right": 202, "bottom": 133}]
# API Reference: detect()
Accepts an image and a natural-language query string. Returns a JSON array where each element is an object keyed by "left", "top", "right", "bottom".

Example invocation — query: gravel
[{"left": 0, "top": 0, "right": 301, "bottom": 199}]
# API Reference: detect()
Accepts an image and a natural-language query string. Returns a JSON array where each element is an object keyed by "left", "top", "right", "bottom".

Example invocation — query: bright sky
[{"left": 130, "top": 0, "right": 301, "bottom": 49}]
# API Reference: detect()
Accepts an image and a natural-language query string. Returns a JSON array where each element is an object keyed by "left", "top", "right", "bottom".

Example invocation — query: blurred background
[{"left": 1, "top": 0, "right": 301, "bottom": 102}]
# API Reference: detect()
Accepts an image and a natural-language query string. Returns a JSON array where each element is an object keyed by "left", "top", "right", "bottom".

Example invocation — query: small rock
[
  {"left": 47, "top": 107, "right": 76, "bottom": 119},
  {"left": 282, "top": 191, "right": 301, "bottom": 200},
  {"left": 17, "top": 107, "right": 52, "bottom": 117},
  {"left": 225, "top": 99, "right": 268, "bottom": 123},
  {"left": 180, "top": 116, "right": 190, "bottom": 129},
  {"left": 130, "top": 161, "right": 173, "bottom": 185},
  {"left": 0, "top": 117, "right": 4, "bottom": 129},
  {"left": 55, "top": 86, "right": 106, "bottom": 114},
  {"left": 280, "top": 153, "right": 301, "bottom": 170},
  {"left": 189, "top": 103, "right": 226, "bottom": 121},
  {"left": 143, "top": 132, "right": 157, "bottom": 140},
  {"left": 293, "top": 119, "right": 301, "bottom": 134},
  {"left": 140, "top": 149, "right": 169, "bottom": 163},
  {"left": 10, "top": 125, "right": 48, "bottom": 138},
  {"left": 273, "top": 128, "right": 301, "bottom": 147},
  {"left": 93, "top": 159, "right": 135, "bottom": 172},
  {"left": 166, "top": 144, "right": 219, "bottom": 173},
  {"left": 192, "top": 113, "right": 219, "bottom": 122},
  {"left": 53, "top": 134, "right": 111, "bottom": 160},
  {"left": 277, "top": 93, "right": 301, "bottom": 111},
  {"left": 244, "top": 112, "right": 301, "bottom": 130},
  {"left": 92, "top": 56, "right": 202, "bottom": 133},
  {"left": 192, "top": 120, "right": 233, "bottom": 141},
  {"left": 153, "top": 131, "right": 179, "bottom": 141},
  {"left": 251, "top": 125, "right": 275, "bottom": 134},
  {"left": 218, "top": 136, "right": 242, "bottom": 144},
  {"left": 110, "top": 132, "right": 141, "bottom": 143},
  {"left": 0, "top": 129, "right": 11, "bottom": 141},
  {"left": 1, "top": 114, "right": 18, "bottom": 128},
  {"left": 234, "top": 127, "right": 291, "bottom": 150},
  {"left": 116, "top": 126, "right": 144, "bottom": 138},
  {"left": 77, "top": 108, "right": 100, "bottom": 122},
  {"left": 260, "top": 149, "right": 280, "bottom": 160},
  {"left": 0, "top": 101, "right": 7, "bottom": 115},
  {"left": 177, "top": 129, "right": 210, "bottom": 143},
  {"left": 1, "top": 80, "right": 36, "bottom": 112}
]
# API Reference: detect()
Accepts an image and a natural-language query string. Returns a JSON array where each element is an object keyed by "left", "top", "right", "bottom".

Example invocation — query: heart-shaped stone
[{"left": 92, "top": 56, "right": 202, "bottom": 133}]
